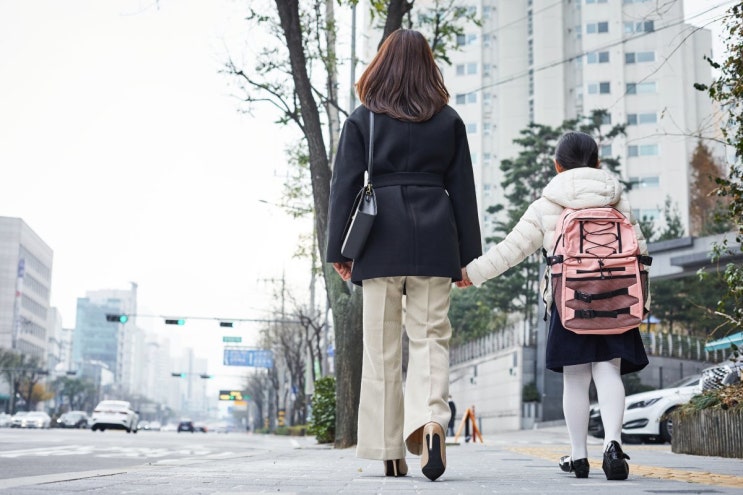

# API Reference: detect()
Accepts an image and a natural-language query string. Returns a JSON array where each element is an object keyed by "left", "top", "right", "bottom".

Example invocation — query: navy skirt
[{"left": 545, "top": 305, "right": 649, "bottom": 374}]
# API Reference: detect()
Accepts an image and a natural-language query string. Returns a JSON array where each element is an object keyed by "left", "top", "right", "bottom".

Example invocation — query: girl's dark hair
[
  {"left": 554, "top": 131, "right": 599, "bottom": 170},
  {"left": 356, "top": 29, "right": 449, "bottom": 122}
]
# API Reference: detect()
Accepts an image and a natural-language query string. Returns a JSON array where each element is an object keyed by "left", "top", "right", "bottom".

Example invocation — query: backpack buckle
[
  {"left": 575, "top": 291, "right": 593, "bottom": 303},
  {"left": 576, "top": 309, "right": 596, "bottom": 319}
]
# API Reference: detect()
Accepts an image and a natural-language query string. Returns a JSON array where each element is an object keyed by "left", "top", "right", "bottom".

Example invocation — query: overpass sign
[{"left": 223, "top": 349, "right": 274, "bottom": 368}]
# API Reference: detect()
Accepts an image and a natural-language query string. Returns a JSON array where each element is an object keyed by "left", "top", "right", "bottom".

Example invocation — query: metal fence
[{"left": 451, "top": 325, "right": 727, "bottom": 366}]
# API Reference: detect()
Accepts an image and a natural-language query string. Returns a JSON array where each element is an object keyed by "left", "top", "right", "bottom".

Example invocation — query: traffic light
[
  {"left": 199, "top": 374, "right": 213, "bottom": 379},
  {"left": 171, "top": 372, "right": 187, "bottom": 377},
  {"left": 219, "top": 321, "right": 233, "bottom": 328},
  {"left": 105, "top": 314, "right": 129, "bottom": 323},
  {"left": 165, "top": 318, "right": 185, "bottom": 325}
]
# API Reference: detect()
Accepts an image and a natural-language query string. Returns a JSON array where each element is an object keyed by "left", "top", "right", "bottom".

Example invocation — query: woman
[
  {"left": 326, "top": 29, "right": 481, "bottom": 481},
  {"left": 464, "top": 131, "right": 649, "bottom": 480}
]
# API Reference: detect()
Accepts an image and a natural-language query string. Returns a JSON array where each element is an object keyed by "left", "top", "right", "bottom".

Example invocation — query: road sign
[
  {"left": 222, "top": 336, "right": 242, "bottom": 343},
  {"left": 223, "top": 349, "right": 274, "bottom": 368}
]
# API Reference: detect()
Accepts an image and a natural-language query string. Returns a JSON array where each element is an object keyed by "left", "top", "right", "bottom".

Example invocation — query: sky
[{"left": 0, "top": 0, "right": 732, "bottom": 389}]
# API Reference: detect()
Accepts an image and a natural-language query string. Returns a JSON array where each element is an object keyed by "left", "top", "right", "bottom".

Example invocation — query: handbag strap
[{"left": 366, "top": 111, "right": 374, "bottom": 186}]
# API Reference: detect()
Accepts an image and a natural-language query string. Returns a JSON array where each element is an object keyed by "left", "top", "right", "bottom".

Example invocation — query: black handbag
[{"left": 341, "top": 111, "right": 376, "bottom": 259}]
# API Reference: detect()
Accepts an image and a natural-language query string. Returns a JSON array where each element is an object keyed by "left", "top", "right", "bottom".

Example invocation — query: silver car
[{"left": 90, "top": 400, "right": 139, "bottom": 433}]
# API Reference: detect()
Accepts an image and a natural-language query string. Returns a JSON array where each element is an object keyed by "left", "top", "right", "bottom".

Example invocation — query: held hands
[
  {"left": 333, "top": 261, "right": 353, "bottom": 281},
  {"left": 454, "top": 267, "right": 472, "bottom": 288}
]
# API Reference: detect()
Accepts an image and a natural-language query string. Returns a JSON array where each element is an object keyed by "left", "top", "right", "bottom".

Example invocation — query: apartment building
[{"left": 359, "top": 0, "right": 718, "bottom": 239}]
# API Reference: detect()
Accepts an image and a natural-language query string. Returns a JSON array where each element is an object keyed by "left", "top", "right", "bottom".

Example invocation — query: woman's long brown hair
[{"left": 356, "top": 29, "right": 449, "bottom": 122}]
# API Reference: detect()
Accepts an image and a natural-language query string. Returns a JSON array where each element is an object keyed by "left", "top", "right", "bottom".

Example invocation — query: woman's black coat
[{"left": 326, "top": 105, "right": 482, "bottom": 285}]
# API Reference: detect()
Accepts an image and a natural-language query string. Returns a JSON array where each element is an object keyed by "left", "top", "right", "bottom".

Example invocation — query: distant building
[
  {"left": 0, "top": 216, "right": 53, "bottom": 360},
  {"left": 72, "top": 283, "right": 145, "bottom": 395}
]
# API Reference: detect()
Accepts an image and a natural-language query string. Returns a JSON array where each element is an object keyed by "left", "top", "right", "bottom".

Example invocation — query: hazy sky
[{"left": 0, "top": 0, "right": 731, "bottom": 387}]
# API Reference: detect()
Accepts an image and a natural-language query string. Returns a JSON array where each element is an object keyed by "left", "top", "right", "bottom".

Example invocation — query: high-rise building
[
  {"left": 0, "top": 216, "right": 53, "bottom": 360},
  {"left": 359, "top": 0, "right": 720, "bottom": 239},
  {"left": 72, "top": 283, "right": 144, "bottom": 394}
]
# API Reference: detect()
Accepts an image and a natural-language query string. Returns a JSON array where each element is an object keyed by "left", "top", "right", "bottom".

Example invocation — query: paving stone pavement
[{"left": 1, "top": 425, "right": 741, "bottom": 494}]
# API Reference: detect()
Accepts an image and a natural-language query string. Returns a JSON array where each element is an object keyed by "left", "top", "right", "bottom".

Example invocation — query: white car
[
  {"left": 14, "top": 411, "right": 52, "bottom": 428},
  {"left": 589, "top": 374, "right": 701, "bottom": 443},
  {"left": 90, "top": 400, "right": 139, "bottom": 433}
]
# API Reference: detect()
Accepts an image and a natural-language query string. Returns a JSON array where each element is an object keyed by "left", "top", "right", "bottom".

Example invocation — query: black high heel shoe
[
  {"left": 602, "top": 441, "right": 630, "bottom": 480},
  {"left": 420, "top": 422, "right": 446, "bottom": 481},
  {"left": 383, "top": 458, "right": 408, "bottom": 477},
  {"left": 559, "top": 456, "right": 590, "bottom": 478}
]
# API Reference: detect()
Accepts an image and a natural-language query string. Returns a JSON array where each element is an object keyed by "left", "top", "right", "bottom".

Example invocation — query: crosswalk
[{"left": 0, "top": 444, "right": 223, "bottom": 459}]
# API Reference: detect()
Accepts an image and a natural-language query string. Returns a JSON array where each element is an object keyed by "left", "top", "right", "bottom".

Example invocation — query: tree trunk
[
  {"left": 380, "top": 0, "right": 413, "bottom": 47},
  {"left": 324, "top": 264, "right": 363, "bottom": 448},
  {"left": 274, "top": 0, "right": 362, "bottom": 448}
]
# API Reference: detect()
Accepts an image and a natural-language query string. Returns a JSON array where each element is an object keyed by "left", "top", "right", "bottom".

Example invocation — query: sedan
[
  {"left": 57, "top": 411, "right": 90, "bottom": 429},
  {"left": 90, "top": 400, "right": 139, "bottom": 433},
  {"left": 17, "top": 411, "right": 52, "bottom": 429},
  {"left": 589, "top": 374, "right": 701, "bottom": 443}
]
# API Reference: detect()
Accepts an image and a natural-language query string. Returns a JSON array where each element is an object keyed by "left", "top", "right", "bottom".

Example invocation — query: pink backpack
[{"left": 545, "top": 207, "right": 652, "bottom": 335}]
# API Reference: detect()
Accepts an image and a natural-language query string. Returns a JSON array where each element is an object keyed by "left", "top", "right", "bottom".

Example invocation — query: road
[{"left": 0, "top": 428, "right": 259, "bottom": 480}]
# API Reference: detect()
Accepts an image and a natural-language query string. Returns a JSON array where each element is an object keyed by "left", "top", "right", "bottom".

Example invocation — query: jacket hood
[{"left": 542, "top": 167, "right": 623, "bottom": 209}]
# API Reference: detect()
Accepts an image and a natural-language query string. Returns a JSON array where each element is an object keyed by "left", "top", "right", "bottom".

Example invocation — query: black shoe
[
  {"left": 559, "top": 456, "right": 589, "bottom": 478},
  {"left": 602, "top": 441, "right": 630, "bottom": 480}
]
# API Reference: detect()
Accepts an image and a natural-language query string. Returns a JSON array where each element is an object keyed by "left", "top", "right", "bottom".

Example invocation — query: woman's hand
[
  {"left": 333, "top": 261, "right": 353, "bottom": 281},
  {"left": 454, "top": 267, "right": 472, "bottom": 288}
]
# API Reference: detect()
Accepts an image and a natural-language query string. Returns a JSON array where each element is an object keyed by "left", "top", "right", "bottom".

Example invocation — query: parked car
[
  {"left": 588, "top": 374, "right": 701, "bottom": 443},
  {"left": 13, "top": 411, "right": 52, "bottom": 429},
  {"left": 0, "top": 413, "right": 12, "bottom": 427},
  {"left": 57, "top": 411, "right": 90, "bottom": 429},
  {"left": 701, "top": 357, "right": 743, "bottom": 391},
  {"left": 10, "top": 411, "right": 29, "bottom": 428},
  {"left": 177, "top": 419, "right": 195, "bottom": 433},
  {"left": 90, "top": 400, "right": 139, "bottom": 433}
]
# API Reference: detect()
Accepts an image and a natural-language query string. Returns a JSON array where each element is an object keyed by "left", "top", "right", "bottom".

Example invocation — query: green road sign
[{"left": 222, "top": 336, "right": 242, "bottom": 343}]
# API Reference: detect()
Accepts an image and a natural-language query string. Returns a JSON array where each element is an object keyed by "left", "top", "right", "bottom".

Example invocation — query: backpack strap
[
  {"left": 574, "top": 308, "right": 632, "bottom": 319},
  {"left": 575, "top": 287, "right": 629, "bottom": 303}
]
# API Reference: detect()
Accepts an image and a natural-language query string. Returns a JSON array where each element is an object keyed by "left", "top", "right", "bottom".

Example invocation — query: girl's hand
[{"left": 455, "top": 267, "right": 472, "bottom": 288}]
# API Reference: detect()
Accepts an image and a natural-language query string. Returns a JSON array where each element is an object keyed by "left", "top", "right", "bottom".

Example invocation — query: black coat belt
[{"left": 373, "top": 172, "right": 444, "bottom": 188}]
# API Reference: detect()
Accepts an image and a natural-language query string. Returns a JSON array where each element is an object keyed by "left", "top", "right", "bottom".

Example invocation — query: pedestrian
[
  {"left": 447, "top": 395, "right": 457, "bottom": 437},
  {"left": 462, "top": 131, "right": 649, "bottom": 481},
  {"left": 326, "top": 29, "right": 482, "bottom": 481}
]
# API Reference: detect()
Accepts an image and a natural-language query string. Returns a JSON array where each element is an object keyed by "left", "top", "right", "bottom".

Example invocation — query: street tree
[
  {"left": 689, "top": 141, "right": 731, "bottom": 236},
  {"left": 226, "top": 0, "right": 478, "bottom": 447},
  {"left": 695, "top": 2, "right": 743, "bottom": 335}
]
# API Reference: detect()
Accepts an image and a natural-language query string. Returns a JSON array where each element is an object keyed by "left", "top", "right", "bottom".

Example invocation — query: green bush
[
  {"left": 308, "top": 376, "right": 336, "bottom": 444},
  {"left": 274, "top": 425, "right": 308, "bottom": 436}
]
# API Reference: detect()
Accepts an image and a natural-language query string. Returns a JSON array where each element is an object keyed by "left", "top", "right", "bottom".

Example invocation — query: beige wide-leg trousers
[{"left": 356, "top": 276, "right": 452, "bottom": 460}]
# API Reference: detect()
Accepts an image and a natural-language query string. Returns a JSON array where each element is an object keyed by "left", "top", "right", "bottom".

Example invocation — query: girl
[{"left": 464, "top": 131, "right": 649, "bottom": 480}]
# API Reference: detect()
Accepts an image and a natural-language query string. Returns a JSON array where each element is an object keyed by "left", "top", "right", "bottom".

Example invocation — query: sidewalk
[{"left": 3, "top": 425, "right": 742, "bottom": 494}]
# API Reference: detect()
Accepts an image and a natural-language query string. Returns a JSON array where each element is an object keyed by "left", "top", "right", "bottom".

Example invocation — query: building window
[
  {"left": 467, "top": 62, "right": 478, "bottom": 75},
  {"left": 456, "top": 34, "right": 466, "bottom": 47},
  {"left": 484, "top": 122, "right": 492, "bottom": 134},
  {"left": 586, "top": 0, "right": 609, "bottom": 3},
  {"left": 586, "top": 21, "right": 609, "bottom": 33},
  {"left": 625, "top": 51, "right": 655, "bottom": 64},
  {"left": 455, "top": 94, "right": 466, "bottom": 105},
  {"left": 628, "top": 144, "right": 659, "bottom": 157},
  {"left": 633, "top": 208, "right": 661, "bottom": 222},
  {"left": 600, "top": 144, "right": 612, "bottom": 157},
  {"left": 468, "top": 92, "right": 477, "bottom": 103},
  {"left": 629, "top": 176, "right": 660, "bottom": 188},
  {"left": 586, "top": 51, "right": 610, "bottom": 63},
  {"left": 626, "top": 82, "right": 656, "bottom": 94},
  {"left": 456, "top": 64, "right": 465, "bottom": 76},
  {"left": 483, "top": 34, "right": 492, "bottom": 46},
  {"left": 601, "top": 113, "right": 612, "bottom": 125},
  {"left": 588, "top": 82, "right": 611, "bottom": 94},
  {"left": 624, "top": 20, "right": 654, "bottom": 33},
  {"left": 466, "top": 122, "right": 477, "bottom": 134},
  {"left": 627, "top": 112, "right": 657, "bottom": 125}
]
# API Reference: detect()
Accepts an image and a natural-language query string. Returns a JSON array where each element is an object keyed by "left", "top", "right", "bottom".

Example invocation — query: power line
[{"left": 472, "top": 0, "right": 733, "bottom": 94}]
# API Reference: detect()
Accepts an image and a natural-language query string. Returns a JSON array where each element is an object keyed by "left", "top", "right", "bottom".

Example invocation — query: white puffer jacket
[{"left": 466, "top": 167, "right": 649, "bottom": 309}]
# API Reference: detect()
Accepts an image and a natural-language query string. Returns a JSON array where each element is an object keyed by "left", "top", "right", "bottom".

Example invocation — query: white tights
[{"left": 562, "top": 358, "right": 625, "bottom": 459}]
